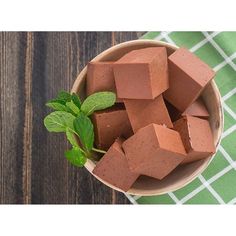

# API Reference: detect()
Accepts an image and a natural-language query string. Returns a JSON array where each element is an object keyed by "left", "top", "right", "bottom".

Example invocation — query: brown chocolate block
[
  {"left": 164, "top": 48, "right": 215, "bottom": 111},
  {"left": 87, "top": 61, "right": 122, "bottom": 102},
  {"left": 173, "top": 115, "right": 215, "bottom": 164},
  {"left": 92, "top": 104, "right": 133, "bottom": 151},
  {"left": 92, "top": 138, "right": 139, "bottom": 192},
  {"left": 113, "top": 47, "right": 169, "bottom": 99},
  {"left": 165, "top": 98, "right": 209, "bottom": 122},
  {"left": 122, "top": 124, "right": 186, "bottom": 180},
  {"left": 182, "top": 98, "right": 209, "bottom": 118},
  {"left": 124, "top": 95, "right": 173, "bottom": 133}
]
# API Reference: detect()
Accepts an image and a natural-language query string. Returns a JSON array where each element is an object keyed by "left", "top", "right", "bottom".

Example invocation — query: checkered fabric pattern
[{"left": 125, "top": 32, "right": 236, "bottom": 204}]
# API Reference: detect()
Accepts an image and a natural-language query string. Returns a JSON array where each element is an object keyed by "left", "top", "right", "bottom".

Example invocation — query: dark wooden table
[{"left": 0, "top": 32, "right": 145, "bottom": 204}]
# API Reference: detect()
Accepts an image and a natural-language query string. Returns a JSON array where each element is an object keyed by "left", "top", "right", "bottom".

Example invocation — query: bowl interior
[{"left": 71, "top": 40, "right": 223, "bottom": 196}]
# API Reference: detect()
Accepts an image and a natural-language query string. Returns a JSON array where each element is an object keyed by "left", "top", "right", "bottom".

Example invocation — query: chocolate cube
[
  {"left": 92, "top": 104, "right": 133, "bottom": 150},
  {"left": 174, "top": 115, "right": 215, "bottom": 164},
  {"left": 182, "top": 98, "right": 209, "bottom": 118},
  {"left": 165, "top": 98, "right": 209, "bottom": 122},
  {"left": 124, "top": 95, "right": 173, "bottom": 133},
  {"left": 87, "top": 61, "right": 122, "bottom": 102},
  {"left": 164, "top": 48, "right": 215, "bottom": 111},
  {"left": 93, "top": 138, "right": 139, "bottom": 192},
  {"left": 113, "top": 47, "right": 168, "bottom": 99},
  {"left": 122, "top": 124, "right": 186, "bottom": 179}
]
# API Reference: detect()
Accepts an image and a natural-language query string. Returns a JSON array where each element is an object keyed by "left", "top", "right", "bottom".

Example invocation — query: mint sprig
[{"left": 44, "top": 91, "right": 116, "bottom": 167}]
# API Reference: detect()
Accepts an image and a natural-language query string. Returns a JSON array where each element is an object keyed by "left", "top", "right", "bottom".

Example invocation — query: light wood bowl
[{"left": 71, "top": 39, "right": 223, "bottom": 196}]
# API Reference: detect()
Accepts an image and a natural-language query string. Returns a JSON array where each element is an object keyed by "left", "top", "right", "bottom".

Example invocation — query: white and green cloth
[{"left": 126, "top": 31, "right": 236, "bottom": 204}]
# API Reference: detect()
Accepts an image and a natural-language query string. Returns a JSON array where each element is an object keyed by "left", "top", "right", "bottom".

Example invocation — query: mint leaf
[
  {"left": 47, "top": 98, "right": 65, "bottom": 105},
  {"left": 66, "top": 101, "right": 80, "bottom": 115},
  {"left": 73, "top": 113, "right": 94, "bottom": 151},
  {"left": 71, "top": 93, "right": 81, "bottom": 109},
  {"left": 66, "top": 128, "right": 79, "bottom": 147},
  {"left": 46, "top": 101, "right": 71, "bottom": 112},
  {"left": 81, "top": 91, "right": 116, "bottom": 116},
  {"left": 57, "top": 91, "right": 72, "bottom": 102},
  {"left": 46, "top": 92, "right": 82, "bottom": 115},
  {"left": 47, "top": 91, "right": 72, "bottom": 106},
  {"left": 65, "top": 147, "right": 87, "bottom": 167},
  {"left": 44, "top": 111, "right": 75, "bottom": 132}
]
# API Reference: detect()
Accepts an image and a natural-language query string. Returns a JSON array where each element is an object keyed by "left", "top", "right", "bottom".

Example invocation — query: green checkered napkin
[{"left": 126, "top": 32, "right": 236, "bottom": 204}]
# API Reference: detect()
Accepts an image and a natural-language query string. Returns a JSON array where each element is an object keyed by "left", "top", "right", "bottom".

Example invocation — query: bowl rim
[{"left": 71, "top": 39, "right": 224, "bottom": 196}]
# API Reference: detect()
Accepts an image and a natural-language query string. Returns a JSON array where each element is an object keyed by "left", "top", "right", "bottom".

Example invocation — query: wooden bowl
[{"left": 71, "top": 39, "right": 223, "bottom": 196}]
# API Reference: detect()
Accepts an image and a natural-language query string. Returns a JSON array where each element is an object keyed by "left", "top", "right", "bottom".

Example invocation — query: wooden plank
[
  {"left": 0, "top": 32, "right": 27, "bottom": 203},
  {"left": 31, "top": 32, "right": 72, "bottom": 203},
  {"left": 22, "top": 32, "right": 34, "bottom": 204}
]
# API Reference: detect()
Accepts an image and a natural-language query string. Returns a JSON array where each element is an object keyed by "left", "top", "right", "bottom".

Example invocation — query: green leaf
[
  {"left": 44, "top": 111, "right": 75, "bottom": 132},
  {"left": 57, "top": 91, "right": 72, "bottom": 102},
  {"left": 65, "top": 147, "right": 87, "bottom": 167},
  {"left": 46, "top": 101, "right": 70, "bottom": 112},
  {"left": 81, "top": 91, "right": 116, "bottom": 116},
  {"left": 73, "top": 113, "right": 94, "bottom": 151},
  {"left": 66, "top": 128, "right": 79, "bottom": 147},
  {"left": 71, "top": 93, "right": 82, "bottom": 109},
  {"left": 47, "top": 98, "right": 66, "bottom": 105},
  {"left": 47, "top": 91, "right": 72, "bottom": 106},
  {"left": 66, "top": 101, "right": 80, "bottom": 115}
]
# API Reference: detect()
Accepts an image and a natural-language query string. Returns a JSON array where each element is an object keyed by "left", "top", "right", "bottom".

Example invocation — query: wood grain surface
[{"left": 0, "top": 32, "right": 144, "bottom": 204}]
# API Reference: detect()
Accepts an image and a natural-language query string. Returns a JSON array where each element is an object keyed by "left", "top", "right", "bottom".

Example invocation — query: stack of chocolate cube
[{"left": 87, "top": 47, "right": 216, "bottom": 192}]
